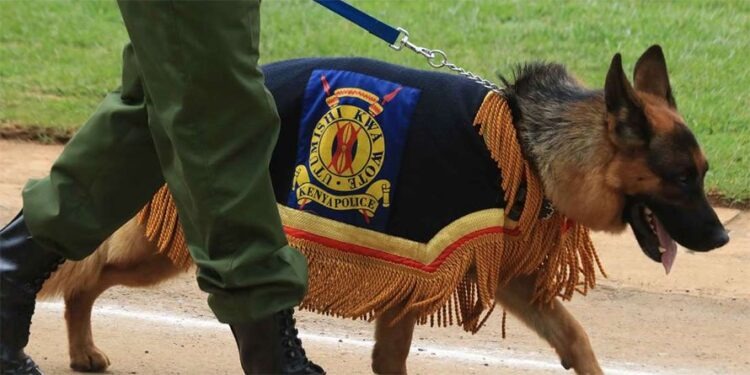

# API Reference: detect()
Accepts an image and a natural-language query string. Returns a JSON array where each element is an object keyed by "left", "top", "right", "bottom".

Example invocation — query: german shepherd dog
[{"left": 38, "top": 45, "right": 728, "bottom": 374}]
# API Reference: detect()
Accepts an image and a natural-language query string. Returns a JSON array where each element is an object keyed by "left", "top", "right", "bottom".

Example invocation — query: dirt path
[{"left": 1, "top": 139, "right": 749, "bottom": 375}]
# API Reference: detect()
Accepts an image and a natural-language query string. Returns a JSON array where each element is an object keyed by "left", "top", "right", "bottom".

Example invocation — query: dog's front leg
[
  {"left": 496, "top": 275, "right": 602, "bottom": 375},
  {"left": 371, "top": 306, "right": 417, "bottom": 375}
]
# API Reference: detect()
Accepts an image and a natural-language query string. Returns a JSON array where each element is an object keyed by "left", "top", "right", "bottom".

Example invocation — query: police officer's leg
[
  {"left": 116, "top": 1, "right": 321, "bottom": 374},
  {"left": 0, "top": 44, "right": 163, "bottom": 374}
]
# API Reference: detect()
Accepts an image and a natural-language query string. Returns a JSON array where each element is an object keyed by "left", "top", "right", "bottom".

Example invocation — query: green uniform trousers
[{"left": 22, "top": 0, "right": 308, "bottom": 324}]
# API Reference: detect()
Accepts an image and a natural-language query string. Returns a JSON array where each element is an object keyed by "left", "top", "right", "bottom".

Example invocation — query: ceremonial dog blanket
[{"left": 139, "top": 58, "right": 603, "bottom": 332}]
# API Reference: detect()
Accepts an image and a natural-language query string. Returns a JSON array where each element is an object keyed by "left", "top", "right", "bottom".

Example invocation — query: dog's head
[{"left": 604, "top": 45, "right": 729, "bottom": 272}]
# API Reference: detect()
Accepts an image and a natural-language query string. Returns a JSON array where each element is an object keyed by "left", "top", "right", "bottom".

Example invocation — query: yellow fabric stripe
[{"left": 278, "top": 205, "right": 504, "bottom": 264}]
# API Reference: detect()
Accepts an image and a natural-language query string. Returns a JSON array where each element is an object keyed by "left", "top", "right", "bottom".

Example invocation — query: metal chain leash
[
  {"left": 390, "top": 27, "right": 557, "bottom": 219},
  {"left": 389, "top": 28, "right": 503, "bottom": 94}
]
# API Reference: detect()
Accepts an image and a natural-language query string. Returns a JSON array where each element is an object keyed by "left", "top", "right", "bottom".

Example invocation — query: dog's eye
[{"left": 677, "top": 173, "right": 692, "bottom": 187}]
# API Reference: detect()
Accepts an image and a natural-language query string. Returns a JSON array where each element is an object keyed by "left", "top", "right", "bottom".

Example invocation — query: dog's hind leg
[
  {"left": 65, "top": 252, "right": 180, "bottom": 372},
  {"left": 371, "top": 305, "right": 417, "bottom": 375},
  {"left": 62, "top": 219, "right": 182, "bottom": 372},
  {"left": 65, "top": 253, "right": 184, "bottom": 371},
  {"left": 64, "top": 283, "right": 112, "bottom": 372},
  {"left": 496, "top": 274, "right": 602, "bottom": 375}
]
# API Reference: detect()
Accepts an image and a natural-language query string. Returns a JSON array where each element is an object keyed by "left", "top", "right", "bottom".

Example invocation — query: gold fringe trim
[
  {"left": 291, "top": 233, "right": 505, "bottom": 332},
  {"left": 473, "top": 92, "right": 606, "bottom": 304},
  {"left": 134, "top": 91, "right": 605, "bottom": 333},
  {"left": 136, "top": 186, "right": 192, "bottom": 271}
]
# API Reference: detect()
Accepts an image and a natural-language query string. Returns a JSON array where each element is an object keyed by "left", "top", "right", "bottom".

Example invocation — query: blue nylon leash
[
  {"left": 312, "top": 0, "right": 503, "bottom": 93},
  {"left": 312, "top": 0, "right": 401, "bottom": 46}
]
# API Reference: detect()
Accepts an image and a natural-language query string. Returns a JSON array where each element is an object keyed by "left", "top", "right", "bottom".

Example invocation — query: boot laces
[
  {"left": 1, "top": 356, "right": 42, "bottom": 375},
  {"left": 278, "top": 310, "right": 306, "bottom": 359},
  {"left": 11, "top": 254, "right": 65, "bottom": 345},
  {"left": 276, "top": 309, "right": 325, "bottom": 374}
]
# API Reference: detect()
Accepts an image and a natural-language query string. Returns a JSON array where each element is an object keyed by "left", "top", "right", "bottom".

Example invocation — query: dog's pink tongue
[{"left": 655, "top": 218, "right": 678, "bottom": 274}]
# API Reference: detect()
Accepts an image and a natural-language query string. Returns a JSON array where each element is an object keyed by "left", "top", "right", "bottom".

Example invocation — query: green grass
[{"left": 1, "top": 0, "right": 748, "bottom": 202}]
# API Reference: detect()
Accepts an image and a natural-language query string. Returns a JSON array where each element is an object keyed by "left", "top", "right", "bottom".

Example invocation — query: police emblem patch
[{"left": 289, "top": 69, "right": 421, "bottom": 230}]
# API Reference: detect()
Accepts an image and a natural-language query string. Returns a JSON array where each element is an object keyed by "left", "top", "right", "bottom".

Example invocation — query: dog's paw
[
  {"left": 558, "top": 352, "right": 603, "bottom": 374},
  {"left": 69, "top": 346, "right": 111, "bottom": 372}
]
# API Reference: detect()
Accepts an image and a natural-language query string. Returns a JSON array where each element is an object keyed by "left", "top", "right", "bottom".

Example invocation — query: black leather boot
[
  {"left": 1, "top": 213, "right": 64, "bottom": 375},
  {"left": 230, "top": 308, "right": 325, "bottom": 375}
]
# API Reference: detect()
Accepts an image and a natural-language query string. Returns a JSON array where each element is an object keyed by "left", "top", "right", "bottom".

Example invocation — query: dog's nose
[{"left": 709, "top": 229, "right": 730, "bottom": 249}]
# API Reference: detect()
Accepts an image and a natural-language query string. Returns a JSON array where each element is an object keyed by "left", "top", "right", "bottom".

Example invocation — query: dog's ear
[
  {"left": 633, "top": 45, "right": 676, "bottom": 107},
  {"left": 605, "top": 53, "right": 639, "bottom": 113},
  {"left": 605, "top": 53, "right": 650, "bottom": 148}
]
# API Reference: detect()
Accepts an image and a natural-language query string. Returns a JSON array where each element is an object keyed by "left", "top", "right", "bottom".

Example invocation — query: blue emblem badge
[{"left": 289, "top": 69, "right": 421, "bottom": 230}]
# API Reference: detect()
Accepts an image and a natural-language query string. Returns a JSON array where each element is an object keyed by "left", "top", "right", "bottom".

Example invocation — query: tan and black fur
[{"left": 39, "top": 45, "right": 727, "bottom": 374}]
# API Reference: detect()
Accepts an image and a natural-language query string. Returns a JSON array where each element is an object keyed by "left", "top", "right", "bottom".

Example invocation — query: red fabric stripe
[{"left": 283, "top": 225, "right": 520, "bottom": 273}]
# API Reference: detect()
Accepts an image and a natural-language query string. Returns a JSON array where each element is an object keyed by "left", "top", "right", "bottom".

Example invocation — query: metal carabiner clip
[{"left": 389, "top": 27, "right": 409, "bottom": 51}]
